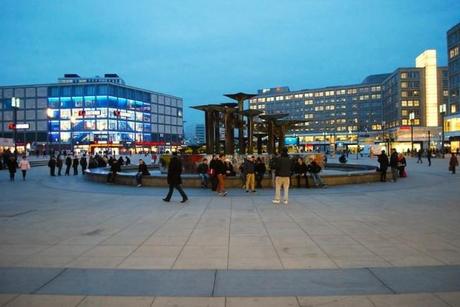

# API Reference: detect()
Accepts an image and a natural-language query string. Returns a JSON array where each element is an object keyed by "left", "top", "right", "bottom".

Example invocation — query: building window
[
  {"left": 400, "top": 72, "right": 408, "bottom": 79},
  {"left": 452, "top": 104, "right": 457, "bottom": 114},
  {"left": 401, "top": 82, "right": 408, "bottom": 88}
]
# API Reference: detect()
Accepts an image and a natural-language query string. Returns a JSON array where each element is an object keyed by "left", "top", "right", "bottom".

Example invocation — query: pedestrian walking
[
  {"left": 162, "top": 152, "right": 188, "bottom": 203},
  {"left": 255, "top": 157, "right": 266, "bottom": 189},
  {"left": 80, "top": 154, "right": 88, "bottom": 174},
  {"left": 18, "top": 155, "right": 31, "bottom": 181},
  {"left": 378, "top": 150, "right": 389, "bottom": 182},
  {"left": 197, "top": 158, "right": 209, "bottom": 188},
  {"left": 48, "top": 155, "right": 57, "bottom": 176},
  {"left": 427, "top": 149, "right": 432, "bottom": 167},
  {"left": 390, "top": 149, "right": 399, "bottom": 182},
  {"left": 136, "top": 159, "right": 150, "bottom": 187},
  {"left": 65, "top": 155, "right": 72, "bottom": 175},
  {"left": 209, "top": 155, "right": 218, "bottom": 191},
  {"left": 72, "top": 155, "right": 79, "bottom": 175},
  {"left": 449, "top": 153, "right": 459, "bottom": 174},
  {"left": 272, "top": 148, "right": 292, "bottom": 206},
  {"left": 215, "top": 154, "right": 228, "bottom": 196},
  {"left": 7, "top": 156, "right": 17, "bottom": 182},
  {"left": 269, "top": 154, "right": 279, "bottom": 189},
  {"left": 243, "top": 156, "right": 256, "bottom": 192},
  {"left": 417, "top": 149, "right": 423, "bottom": 163},
  {"left": 56, "top": 153, "right": 63, "bottom": 176}
]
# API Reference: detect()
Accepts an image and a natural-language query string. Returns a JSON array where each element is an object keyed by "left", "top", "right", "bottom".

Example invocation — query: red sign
[
  {"left": 78, "top": 110, "right": 86, "bottom": 116},
  {"left": 8, "top": 123, "right": 15, "bottom": 130},
  {"left": 400, "top": 126, "right": 411, "bottom": 131},
  {"left": 113, "top": 110, "right": 121, "bottom": 117}
]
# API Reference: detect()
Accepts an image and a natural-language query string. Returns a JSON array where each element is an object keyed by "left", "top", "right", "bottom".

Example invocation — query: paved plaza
[{"left": 0, "top": 156, "right": 460, "bottom": 306}]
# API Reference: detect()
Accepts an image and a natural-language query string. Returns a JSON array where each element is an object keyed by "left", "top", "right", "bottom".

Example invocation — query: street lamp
[
  {"left": 409, "top": 112, "right": 415, "bottom": 155},
  {"left": 11, "top": 97, "right": 20, "bottom": 155},
  {"left": 440, "top": 104, "right": 446, "bottom": 158}
]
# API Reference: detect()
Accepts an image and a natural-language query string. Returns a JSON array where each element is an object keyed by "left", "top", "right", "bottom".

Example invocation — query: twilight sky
[{"left": 0, "top": 0, "right": 459, "bottom": 129}]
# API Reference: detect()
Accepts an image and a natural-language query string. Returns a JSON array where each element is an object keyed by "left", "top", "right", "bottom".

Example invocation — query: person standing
[
  {"left": 390, "top": 149, "right": 399, "bottom": 182},
  {"left": 48, "top": 155, "right": 57, "bottom": 176},
  {"left": 378, "top": 150, "right": 389, "bottom": 182},
  {"left": 243, "top": 156, "right": 256, "bottom": 192},
  {"left": 72, "top": 155, "right": 79, "bottom": 175},
  {"left": 56, "top": 153, "right": 63, "bottom": 176},
  {"left": 136, "top": 159, "right": 150, "bottom": 187},
  {"left": 162, "top": 152, "right": 188, "bottom": 203},
  {"left": 215, "top": 154, "right": 228, "bottom": 196},
  {"left": 255, "top": 157, "right": 266, "bottom": 189},
  {"left": 65, "top": 155, "right": 72, "bottom": 176},
  {"left": 417, "top": 149, "right": 423, "bottom": 163},
  {"left": 269, "top": 154, "right": 279, "bottom": 189},
  {"left": 427, "top": 149, "right": 432, "bottom": 167},
  {"left": 18, "top": 155, "right": 31, "bottom": 181},
  {"left": 398, "top": 153, "right": 407, "bottom": 177},
  {"left": 7, "top": 155, "right": 17, "bottom": 182},
  {"left": 449, "top": 153, "right": 459, "bottom": 174},
  {"left": 197, "top": 158, "right": 209, "bottom": 188},
  {"left": 80, "top": 154, "right": 88, "bottom": 174},
  {"left": 272, "top": 148, "right": 292, "bottom": 205},
  {"left": 209, "top": 155, "right": 218, "bottom": 191}
]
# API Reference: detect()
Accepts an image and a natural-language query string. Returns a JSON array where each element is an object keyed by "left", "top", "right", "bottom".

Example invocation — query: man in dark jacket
[
  {"left": 163, "top": 152, "right": 188, "bottom": 203},
  {"left": 378, "top": 150, "right": 389, "bottom": 182},
  {"left": 273, "top": 148, "right": 292, "bottom": 205},
  {"left": 72, "top": 155, "right": 79, "bottom": 175},
  {"left": 7, "top": 156, "right": 17, "bottom": 181},
  {"left": 390, "top": 149, "right": 399, "bottom": 182},
  {"left": 294, "top": 157, "right": 309, "bottom": 188},
  {"left": 209, "top": 155, "right": 218, "bottom": 191},
  {"left": 107, "top": 158, "right": 121, "bottom": 183},
  {"left": 136, "top": 159, "right": 150, "bottom": 187},
  {"left": 48, "top": 156, "right": 57, "bottom": 176},
  {"left": 197, "top": 158, "right": 209, "bottom": 188},
  {"left": 65, "top": 155, "right": 72, "bottom": 175},
  {"left": 56, "top": 154, "right": 63, "bottom": 176},
  {"left": 215, "top": 154, "right": 228, "bottom": 196},
  {"left": 255, "top": 157, "right": 266, "bottom": 189},
  {"left": 80, "top": 154, "right": 88, "bottom": 174}
]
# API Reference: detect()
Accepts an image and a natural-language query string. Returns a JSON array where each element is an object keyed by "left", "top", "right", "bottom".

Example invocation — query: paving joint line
[
  {"left": 30, "top": 267, "right": 69, "bottom": 294},
  {"left": 211, "top": 269, "right": 218, "bottom": 296},
  {"left": 366, "top": 267, "right": 397, "bottom": 294},
  {"left": 170, "top": 197, "right": 214, "bottom": 269}
]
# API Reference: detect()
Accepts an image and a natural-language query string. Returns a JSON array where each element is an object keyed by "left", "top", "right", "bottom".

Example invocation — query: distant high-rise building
[
  {"left": 445, "top": 22, "right": 460, "bottom": 152},
  {"left": 250, "top": 50, "right": 447, "bottom": 153},
  {"left": 195, "top": 123, "right": 205, "bottom": 144}
]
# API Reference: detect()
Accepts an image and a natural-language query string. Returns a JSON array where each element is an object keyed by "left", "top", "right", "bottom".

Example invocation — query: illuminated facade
[
  {"left": 251, "top": 50, "right": 448, "bottom": 152},
  {"left": 445, "top": 22, "right": 460, "bottom": 151},
  {"left": 0, "top": 74, "right": 183, "bottom": 152}
]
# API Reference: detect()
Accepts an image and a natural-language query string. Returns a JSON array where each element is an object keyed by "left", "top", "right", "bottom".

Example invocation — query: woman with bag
[{"left": 397, "top": 153, "right": 407, "bottom": 177}]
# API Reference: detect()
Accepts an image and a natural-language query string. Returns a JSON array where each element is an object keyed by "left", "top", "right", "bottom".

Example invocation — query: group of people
[
  {"left": 377, "top": 149, "right": 407, "bottom": 182},
  {"left": 4, "top": 154, "right": 31, "bottom": 182}
]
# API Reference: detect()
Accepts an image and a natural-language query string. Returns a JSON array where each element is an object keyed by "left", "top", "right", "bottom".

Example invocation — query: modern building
[
  {"left": 194, "top": 123, "right": 205, "bottom": 144},
  {"left": 250, "top": 50, "right": 448, "bottom": 153},
  {"left": 445, "top": 22, "right": 460, "bottom": 152},
  {"left": 0, "top": 74, "right": 184, "bottom": 154}
]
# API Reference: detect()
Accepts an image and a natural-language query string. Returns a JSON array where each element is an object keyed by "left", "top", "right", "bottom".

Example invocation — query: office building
[
  {"left": 445, "top": 22, "right": 460, "bottom": 152},
  {"left": 0, "top": 74, "right": 184, "bottom": 154},
  {"left": 250, "top": 50, "right": 448, "bottom": 153},
  {"left": 194, "top": 123, "right": 205, "bottom": 144}
]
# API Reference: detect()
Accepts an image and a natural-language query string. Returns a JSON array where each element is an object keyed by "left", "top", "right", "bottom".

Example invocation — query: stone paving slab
[
  {"left": 213, "top": 268, "right": 391, "bottom": 297},
  {"left": 370, "top": 265, "right": 460, "bottom": 294},
  {"left": 2, "top": 266, "right": 460, "bottom": 297},
  {"left": 35, "top": 268, "right": 215, "bottom": 297}
]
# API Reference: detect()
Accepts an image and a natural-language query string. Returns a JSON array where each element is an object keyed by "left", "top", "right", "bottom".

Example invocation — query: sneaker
[
  {"left": 180, "top": 199, "right": 188, "bottom": 203},
  {"left": 223, "top": 191, "right": 228, "bottom": 196},
  {"left": 251, "top": 190, "right": 256, "bottom": 193},
  {"left": 162, "top": 198, "right": 170, "bottom": 202},
  {"left": 283, "top": 200, "right": 289, "bottom": 205},
  {"left": 137, "top": 184, "right": 142, "bottom": 187},
  {"left": 245, "top": 190, "right": 249, "bottom": 193},
  {"left": 272, "top": 199, "right": 280, "bottom": 204}
]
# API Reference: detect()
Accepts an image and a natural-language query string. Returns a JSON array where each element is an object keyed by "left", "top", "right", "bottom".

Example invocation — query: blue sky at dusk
[{"left": 0, "top": 0, "right": 459, "bottom": 129}]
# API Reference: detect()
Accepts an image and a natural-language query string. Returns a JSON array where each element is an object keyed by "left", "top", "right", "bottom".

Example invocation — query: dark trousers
[
  {"left": 50, "top": 166, "right": 56, "bottom": 176},
  {"left": 136, "top": 173, "right": 143, "bottom": 185},
  {"left": 452, "top": 166, "right": 456, "bottom": 174},
  {"left": 255, "top": 173, "right": 264, "bottom": 189},
  {"left": 57, "top": 166, "right": 62, "bottom": 176},
  {"left": 65, "top": 165, "right": 71, "bottom": 175},
  {"left": 107, "top": 172, "right": 117, "bottom": 183},
  {"left": 380, "top": 168, "right": 387, "bottom": 182},
  {"left": 21, "top": 170, "right": 26, "bottom": 180},
  {"left": 164, "top": 184, "right": 187, "bottom": 201},
  {"left": 73, "top": 166, "right": 78, "bottom": 175},
  {"left": 9, "top": 172, "right": 15, "bottom": 181},
  {"left": 210, "top": 175, "right": 218, "bottom": 191},
  {"left": 295, "top": 174, "right": 309, "bottom": 188}
]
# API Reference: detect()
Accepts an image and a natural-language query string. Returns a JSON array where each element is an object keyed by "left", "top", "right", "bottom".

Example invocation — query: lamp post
[
  {"left": 11, "top": 97, "right": 20, "bottom": 155},
  {"left": 409, "top": 112, "right": 415, "bottom": 155},
  {"left": 440, "top": 104, "right": 446, "bottom": 158},
  {"left": 70, "top": 116, "right": 76, "bottom": 152}
]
